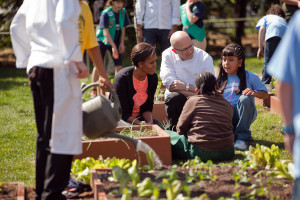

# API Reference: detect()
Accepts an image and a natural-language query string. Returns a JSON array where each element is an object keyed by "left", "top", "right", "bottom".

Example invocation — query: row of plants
[{"left": 71, "top": 144, "right": 293, "bottom": 200}]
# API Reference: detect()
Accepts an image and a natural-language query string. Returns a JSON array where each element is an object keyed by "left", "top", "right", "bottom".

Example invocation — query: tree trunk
[{"left": 234, "top": 0, "right": 248, "bottom": 45}]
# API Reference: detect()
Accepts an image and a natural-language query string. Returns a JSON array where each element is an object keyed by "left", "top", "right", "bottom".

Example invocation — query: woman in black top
[{"left": 111, "top": 43, "right": 158, "bottom": 125}]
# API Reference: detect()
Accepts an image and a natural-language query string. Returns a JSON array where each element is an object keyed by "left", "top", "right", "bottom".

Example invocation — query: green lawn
[{"left": 0, "top": 57, "right": 291, "bottom": 187}]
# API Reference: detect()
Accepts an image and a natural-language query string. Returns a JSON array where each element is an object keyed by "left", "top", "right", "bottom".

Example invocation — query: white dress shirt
[
  {"left": 10, "top": 0, "right": 83, "bottom": 155},
  {"left": 160, "top": 47, "right": 215, "bottom": 96},
  {"left": 136, "top": 0, "right": 181, "bottom": 29}
]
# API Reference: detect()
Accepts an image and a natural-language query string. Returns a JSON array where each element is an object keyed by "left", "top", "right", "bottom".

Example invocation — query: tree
[{"left": 0, "top": 0, "right": 23, "bottom": 49}]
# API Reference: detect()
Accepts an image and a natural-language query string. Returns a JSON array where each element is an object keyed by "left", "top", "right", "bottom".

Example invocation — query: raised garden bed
[
  {"left": 74, "top": 125, "right": 172, "bottom": 166},
  {"left": 255, "top": 93, "right": 274, "bottom": 108},
  {"left": 152, "top": 102, "right": 168, "bottom": 123},
  {"left": 270, "top": 95, "right": 282, "bottom": 116},
  {"left": 90, "top": 166, "right": 292, "bottom": 200},
  {"left": 0, "top": 182, "right": 25, "bottom": 200}
]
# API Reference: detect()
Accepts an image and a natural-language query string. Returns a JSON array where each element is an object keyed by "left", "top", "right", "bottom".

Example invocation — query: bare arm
[
  {"left": 242, "top": 88, "right": 269, "bottom": 99},
  {"left": 186, "top": 1, "right": 199, "bottom": 25},
  {"left": 87, "top": 46, "right": 113, "bottom": 90},
  {"left": 137, "top": 24, "right": 143, "bottom": 43},
  {"left": 126, "top": 116, "right": 142, "bottom": 125},
  {"left": 168, "top": 25, "right": 178, "bottom": 39},
  {"left": 103, "top": 28, "right": 119, "bottom": 59},
  {"left": 169, "top": 80, "right": 196, "bottom": 97},
  {"left": 281, "top": 0, "right": 300, "bottom": 7},
  {"left": 257, "top": 25, "right": 265, "bottom": 60},
  {"left": 142, "top": 111, "right": 154, "bottom": 124},
  {"left": 118, "top": 27, "right": 126, "bottom": 54},
  {"left": 136, "top": 0, "right": 145, "bottom": 43},
  {"left": 278, "top": 81, "right": 294, "bottom": 153}
]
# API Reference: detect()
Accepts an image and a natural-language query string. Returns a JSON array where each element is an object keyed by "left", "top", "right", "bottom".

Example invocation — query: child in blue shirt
[
  {"left": 217, "top": 43, "right": 269, "bottom": 150},
  {"left": 256, "top": 4, "right": 287, "bottom": 84}
]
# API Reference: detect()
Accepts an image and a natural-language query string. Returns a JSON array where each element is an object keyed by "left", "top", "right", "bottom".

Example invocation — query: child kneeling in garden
[
  {"left": 167, "top": 72, "right": 235, "bottom": 162},
  {"left": 217, "top": 43, "right": 268, "bottom": 151}
]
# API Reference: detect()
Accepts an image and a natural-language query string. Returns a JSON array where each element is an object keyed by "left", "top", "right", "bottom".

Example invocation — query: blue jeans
[
  {"left": 232, "top": 95, "right": 257, "bottom": 141},
  {"left": 293, "top": 178, "right": 300, "bottom": 200},
  {"left": 143, "top": 29, "right": 171, "bottom": 52},
  {"left": 262, "top": 37, "right": 281, "bottom": 84}
]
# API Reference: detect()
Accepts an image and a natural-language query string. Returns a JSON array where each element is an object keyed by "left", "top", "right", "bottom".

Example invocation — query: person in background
[
  {"left": 180, "top": 0, "right": 207, "bottom": 51},
  {"left": 91, "top": 0, "right": 130, "bottom": 82},
  {"left": 256, "top": 4, "right": 287, "bottom": 84},
  {"left": 79, "top": 0, "right": 112, "bottom": 93},
  {"left": 136, "top": 0, "right": 180, "bottom": 52},
  {"left": 93, "top": 0, "right": 105, "bottom": 24},
  {"left": 267, "top": 11, "right": 300, "bottom": 200},
  {"left": 160, "top": 31, "right": 214, "bottom": 129},
  {"left": 90, "top": 0, "right": 130, "bottom": 97},
  {"left": 111, "top": 43, "right": 159, "bottom": 125},
  {"left": 280, "top": 0, "right": 300, "bottom": 22},
  {"left": 217, "top": 43, "right": 268, "bottom": 151},
  {"left": 10, "top": 0, "right": 88, "bottom": 199},
  {"left": 167, "top": 72, "right": 234, "bottom": 162}
]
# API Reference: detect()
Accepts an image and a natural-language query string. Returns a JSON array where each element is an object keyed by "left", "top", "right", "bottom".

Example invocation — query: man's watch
[
  {"left": 281, "top": 124, "right": 295, "bottom": 135},
  {"left": 185, "top": 83, "right": 190, "bottom": 91}
]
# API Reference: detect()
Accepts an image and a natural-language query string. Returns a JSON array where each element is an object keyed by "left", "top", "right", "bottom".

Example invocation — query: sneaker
[
  {"left": 234, "top": 140, "right": 249, "bottom": 151},
  {"left": 90, "top": 88, "right": 97, "bottom": 98}
]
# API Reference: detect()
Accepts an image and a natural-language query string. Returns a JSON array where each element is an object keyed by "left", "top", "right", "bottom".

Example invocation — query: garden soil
[
  {"left": 95, "top": 166, "right": 292, "bottom": 200},
  {"left": 1, "top": 165, "right": 292, "bottom": 199}
]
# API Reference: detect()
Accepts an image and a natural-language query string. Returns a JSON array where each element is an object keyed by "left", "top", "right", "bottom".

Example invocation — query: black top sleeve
[{"left": 111, "top": 67, "right": 133, "bottom": 121}]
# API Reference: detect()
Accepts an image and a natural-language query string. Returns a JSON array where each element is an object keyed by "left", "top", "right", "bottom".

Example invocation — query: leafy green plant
[
  {"left": 111, "top": 166, "right": 131, "bottom": 193},
  {"left": 121, "top": 187, "right": 132, "bottom": 200},
  {"left": 146, "top": 150, "right": 155, "bottom": 170},
  {"left": 274, "top": 160, "right": 294, "bottom": 180},
  {"left": 137, "top": 177, "right": 154, "bottom": 197},
  {"left": 162, "top": 178, "right": 183, "bottom": 200},
  {"left": 247, "top": 144, "right": 280, "bottom": 168},
  {"left": 118, "top": 126, "right": 158, "bottom": 138},
  {"left": 71, "top": 156, "right": 133, "bottom": 184},
  {"left": 127, "top": 160, "right": 140, "bottom": 188},
  {"left": 233, "top": 169, "right": 249, "bottom": 189}
]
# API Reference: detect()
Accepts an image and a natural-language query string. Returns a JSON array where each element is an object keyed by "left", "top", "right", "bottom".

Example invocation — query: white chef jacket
[
  {"left": 136, "top": 0, "right": 181, "bottom": 29},
  {"left": 10, "top": 0, "right": 83, "bottom": 155},
  {"left": 160, "top": 47, "right": 215, "bottom": 97}
]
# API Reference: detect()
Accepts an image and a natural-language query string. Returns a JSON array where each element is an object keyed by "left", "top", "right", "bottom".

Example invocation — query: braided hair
[
  {"left": 131, "top": 42, "right": 156, "bottom": 67},
  {"left": 217, "top": 43, "right": 246, "bottom": 94},
  {"left": 195, "top": 72, "right": 217, "bottom": 95}
]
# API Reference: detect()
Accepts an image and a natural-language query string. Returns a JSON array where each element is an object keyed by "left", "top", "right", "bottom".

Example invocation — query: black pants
[
  {"left": 164, "top": 92, "right": 187, "bottom": 130},
  {"left": 29, "top": 66, "right": 73, "bottom": 200},
  {"left": 262, "top": 36, "right": 281, "bottom": 84}
]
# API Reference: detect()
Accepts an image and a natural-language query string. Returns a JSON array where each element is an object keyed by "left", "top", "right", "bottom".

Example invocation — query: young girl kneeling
[
  {"left": 167, "top": 72, "right": 235, "bottom": 162},
  {"left": 217, "top": 43, "right": 268, "bottom": 151}
]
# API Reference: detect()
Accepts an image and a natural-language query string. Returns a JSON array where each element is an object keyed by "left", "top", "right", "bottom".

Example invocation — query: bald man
[{"left": 160, "top": 31, "right": 214, "bottom": 129}]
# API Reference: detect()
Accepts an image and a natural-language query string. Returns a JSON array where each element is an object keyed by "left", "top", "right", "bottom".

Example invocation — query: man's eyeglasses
[{"left": 174, "top": 44, "right": 193, "bottom": 52}]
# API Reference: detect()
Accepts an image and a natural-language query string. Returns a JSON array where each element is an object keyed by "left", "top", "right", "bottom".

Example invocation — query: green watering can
[{"left": 81, "top": 82, "right": 122, "bottom": 139}]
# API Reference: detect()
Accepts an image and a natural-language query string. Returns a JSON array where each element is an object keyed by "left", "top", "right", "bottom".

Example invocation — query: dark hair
[
  {"left": 217, "top": 43, "right": 246, "bottom": 94},
  {"left": 105, "top": 0, "right": 126, "bottom": 9},
  {"left": 195, "top": 72, "right": 217, "bottom": 95},
  {"left": 131, "top": 43, "right": 156, "bottom": 67},
  {"left": 267, "top": 4, "right": 285, "bottom": 18}
]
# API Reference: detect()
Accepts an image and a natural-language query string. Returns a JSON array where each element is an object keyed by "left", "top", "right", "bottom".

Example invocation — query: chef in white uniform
[{"left": 10, "top": 0, "right": 88, "bottom": 199}]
